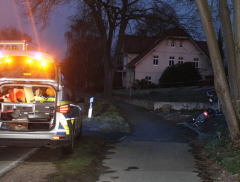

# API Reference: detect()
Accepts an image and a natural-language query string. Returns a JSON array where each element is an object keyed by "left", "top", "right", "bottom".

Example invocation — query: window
[
  {"left": 169, "top": 56, "right": 174, "bottom": 66},
  {"left": 145, "top": 76, "right": 152, "bottom": 84},
  {"left": 178, "top": 57, "right": 184, "bottom": 65},
  {"left": 194, "top": 58, "right": 199, "bottom": 68},
  {"left": 171, "top": 41, "right": 175, "bottom": 47},
  {"left": 180, "top": 42, "right": 183, "bottom": 47},
  {"left": 153, "top": 55, "right": 159, "bottom": 66},
  {"left": 63, "top": 82, "right": 75, "bottom": 101}
]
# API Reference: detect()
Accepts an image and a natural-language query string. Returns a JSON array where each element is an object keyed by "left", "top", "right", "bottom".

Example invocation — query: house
[{"left": 118, "top": 27, "right": 213, "bottom": 88}]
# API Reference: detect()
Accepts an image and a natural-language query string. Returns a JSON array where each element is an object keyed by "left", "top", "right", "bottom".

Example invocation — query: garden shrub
[{"left": 159, "top": 62, "right": 202, "bottom": 87}]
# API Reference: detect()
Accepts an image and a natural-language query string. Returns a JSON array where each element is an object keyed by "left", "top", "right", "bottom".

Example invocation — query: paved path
[
  {"left": 97, "top": 102, "right": 201, "bottom": 182},
  {"left": 0, "top": 147, "right": 39, "bottom": 177}
]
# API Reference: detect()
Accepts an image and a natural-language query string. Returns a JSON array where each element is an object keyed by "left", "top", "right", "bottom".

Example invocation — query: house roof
[
  {"left": 123, "top": 35, "right": 157, "bottom": 54},
  {"left": 162, "top": 27, "right": 191, "bottom": 37},
  {"left": 194, "top": 41, "right": 210, "bottom": 58},
  {"left": 126, "top": 27, "right": 209, "bottom": 67},
  {"left": 127, "top": 35, "right": 167, "bottom": 67}
]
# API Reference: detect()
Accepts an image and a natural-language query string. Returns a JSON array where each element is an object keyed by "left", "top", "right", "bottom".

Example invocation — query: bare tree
[
  {"left": 132, "top": 2, "right": 179, "bottom": 36},
  {"left": 0, "top": 26, "right": 33, "bottom": 43},
  {"left": 64, "top": 16, "right": 103, "bottom": 91},
  {"left": 194, "top": 0, "right": 240, "bottom": 141},
  {"left": 80, "top": 0, "right": 148, "bottom": 104},
  {"left": 16, "top": 0, "right": 181, "bottom": 104}
]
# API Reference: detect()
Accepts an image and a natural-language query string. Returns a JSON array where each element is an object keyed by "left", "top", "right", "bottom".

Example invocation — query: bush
[
  {"left": 135, "top": 79, "right": 158, "bottom": 89},
  {"left": 159, "top": 62, "right": 202, "bottom": 87},
  {"left": 82, "top": 100, "right": 131, "bottom": 133}
]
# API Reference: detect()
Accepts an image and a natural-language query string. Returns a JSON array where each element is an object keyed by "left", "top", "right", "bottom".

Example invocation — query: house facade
[{"left": 119, "top": 27, "right": 213, "bottom": 88}]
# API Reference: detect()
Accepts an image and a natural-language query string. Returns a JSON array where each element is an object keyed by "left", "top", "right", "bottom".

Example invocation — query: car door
[{"left": 62, "top": 81, "right": 81, "bottom": 137}]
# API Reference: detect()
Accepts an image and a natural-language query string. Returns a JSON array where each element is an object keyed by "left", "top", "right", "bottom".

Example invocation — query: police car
[{"left": 0, "top": 50, "right": 84, "bottom": 154}]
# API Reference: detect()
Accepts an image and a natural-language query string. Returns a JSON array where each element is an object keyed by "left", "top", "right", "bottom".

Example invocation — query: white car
[{"left": 0, "top": 50, "right": 84, "bottom": 154}]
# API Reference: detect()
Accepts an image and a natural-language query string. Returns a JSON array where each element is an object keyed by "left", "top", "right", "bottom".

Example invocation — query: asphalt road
[
  {"left": 0, "top": 147, "right": 39, "bottom": 177},
  {"left": 0, "top": 100, "right": 201, "bottom": 182},
  {"left": 97, "top": 101, "right": 202, "bottom": 182}
]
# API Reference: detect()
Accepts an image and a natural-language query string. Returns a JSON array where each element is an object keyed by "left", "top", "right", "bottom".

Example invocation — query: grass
[
  {"left": 47, "top": 136, "right": 110, "bottom": 182},
  {"left": 45, "top": 100, "right": 129, "bottom": 182},
  {"left": 82, "top": 100, "right": 131, "bottom": 133},
  {"left": 201, "top": 134, "right": 240, "bottom": 177}
]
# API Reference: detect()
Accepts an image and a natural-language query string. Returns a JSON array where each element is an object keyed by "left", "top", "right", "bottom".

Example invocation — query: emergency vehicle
[{"left": 0, "top": 49, "right": 84, "bottom": 155}]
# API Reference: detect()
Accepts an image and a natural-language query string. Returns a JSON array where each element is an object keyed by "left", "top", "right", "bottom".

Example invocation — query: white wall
[
  {"left": 124, "top": 53, "right": 138, "bottom": 88},
  {"left": 131, "top": 38, "right": 212, "bottom": 85}
]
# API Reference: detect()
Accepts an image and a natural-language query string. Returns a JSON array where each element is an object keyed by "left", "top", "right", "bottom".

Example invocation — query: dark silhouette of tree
[
  {"left": 133, "top": 3, "right": 179, "bottom": 36},
  {"left": 0, "top": 27, "right": 32, "bottom": 43},
  {"left": 63, "top": 16, "right": 104, "bottom": 91}
]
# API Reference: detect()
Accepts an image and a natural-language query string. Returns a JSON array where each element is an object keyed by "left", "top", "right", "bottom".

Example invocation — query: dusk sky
[{"left": 0, "top": 0, "right": 77, "bottom": 61}]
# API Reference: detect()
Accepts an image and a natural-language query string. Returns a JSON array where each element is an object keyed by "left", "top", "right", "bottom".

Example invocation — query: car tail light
[
  {"left": 60, "top": 104, "right": 70, "bottom": 113},
  {"left": 52, "top": 136, "right": 66, "bottom": 140}
]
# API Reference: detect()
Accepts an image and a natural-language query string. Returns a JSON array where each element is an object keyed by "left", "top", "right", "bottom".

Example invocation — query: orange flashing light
[
  {"left": 27, "top": 59, "right": 32, "bottom": 63},
  {"left": 6, "top": 58, "right": 10, "bottom": 63},
  {"left": 41, "top": 60, "right": 47, "bottom": 67}
]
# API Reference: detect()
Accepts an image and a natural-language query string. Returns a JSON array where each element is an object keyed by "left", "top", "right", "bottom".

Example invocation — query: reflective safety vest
[{"left": 34, "top": 96, "right": 55, "bottom": 101}]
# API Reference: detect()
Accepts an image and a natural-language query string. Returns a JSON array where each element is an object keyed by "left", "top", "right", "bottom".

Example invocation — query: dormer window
[{"left": 171, "top": 41, "right": 175, "bottom": 48}]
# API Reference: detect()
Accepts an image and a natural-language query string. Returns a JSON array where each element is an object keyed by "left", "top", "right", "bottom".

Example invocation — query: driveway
[{"left": 97, "top": 101, "right": 201, "bottom": 182}]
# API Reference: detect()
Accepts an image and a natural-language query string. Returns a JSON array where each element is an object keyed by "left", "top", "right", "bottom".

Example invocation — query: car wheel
[{"left": 62, "top": 125, "right": 75, "bottom": 155}]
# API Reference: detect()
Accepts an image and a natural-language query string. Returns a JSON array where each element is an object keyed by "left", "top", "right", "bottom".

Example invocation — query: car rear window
[{"left": 0, "top": 85, "right": 56, "bottom": 103}]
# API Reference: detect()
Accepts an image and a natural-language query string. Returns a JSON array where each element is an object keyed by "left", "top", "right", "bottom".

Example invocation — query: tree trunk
[
  {"left": 195, "top": 0, "right": 240, "bottom": 141},
  {"left": 233, "top": 0, "right": 240, "bottom": 119},
  {"left": 101, "top": 1, "right": 128, "bottom": 105},
  {"left": 103, "top": 66, "right": 115, "bottom": 104},
  {"left": 219, "top": 0, "right": 240, "bottom": 120}
]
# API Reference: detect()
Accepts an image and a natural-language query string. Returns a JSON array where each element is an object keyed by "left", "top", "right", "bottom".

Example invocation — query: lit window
[
  {"left": 169, "top": 56, "right": 174, "bottom": 66},
  {"left": 153, "top": 55, "right": 159, "bottom": 66},
  {"left": 180, "top": 42, "right": 183, "bottom": 47},
  {"left": 178, "top": 57, "right": 184, "bottom": 65},
  {"left": 194, "top": 58, "right": 199, "bottom": 68},
  {"left": 171, "top": 41, "right": 175, "bottom": 48}
]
